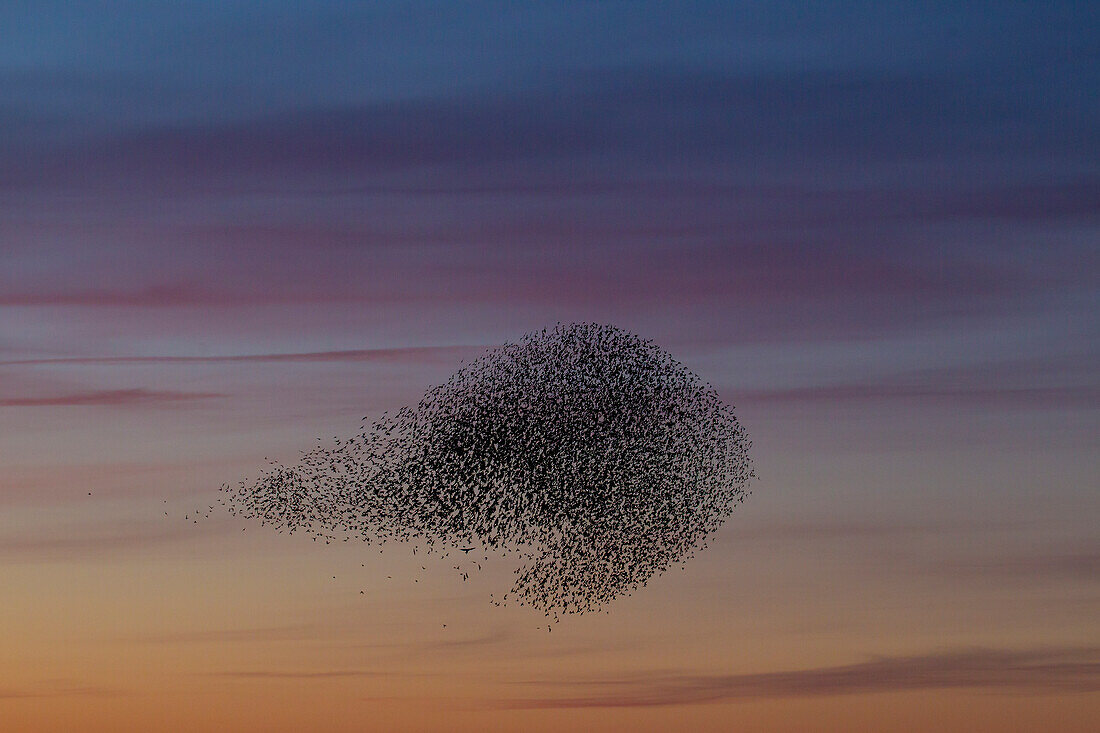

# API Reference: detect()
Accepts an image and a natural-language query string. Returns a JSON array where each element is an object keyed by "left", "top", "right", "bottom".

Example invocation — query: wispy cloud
[
  {"left": 738, "top": 383, "right": 1100, "bottom": 408},
  {"left": 0, "top": 285, "right": 432, "bottom": 308},
  {"left": 729, "top": 519, "right": 1099, "bottom": 587},
  {"left": 932, "top": 549, "right": 1100, "bottom": 583},
  {"left": 8, "top": 64, "right": 1092, "bottom": 191},
  {"left": 729, "top": 518, "right": 1026, "bottom": 542},
  {"left": 131, "top": 623, "right": 319, "bottom": 644},
  {"left": 0, "top": 345, "right": 486, "bottom": 367},
  {"left": 416, "top": 629, "right": 511, "bottom": 653},
  {"left": 201, "top": 666, "right": 451, "bottom": 682},
  {"left": 348, "top": 629, "right": 512, "bottom": 655},
  {"left": 205, "top": 670, "right": 394, "bottom": 680},
  {"left": 0, "top": 682, "right": 119, "bottom": 701},
  {"left": 491, "top": 647, "right": 1100, "bottom": 708},
  {"left": 131, "top": 625, "right": 509, "bottom": 658},
  {"left": 731, "top": 353, "right": 1100, "bottom": 409},
  {"left": 0, "top": 388, "right": 223, "bottom": 407},
  {"left": 0, "top": 519, "right": 230, "bottom": 561},
  {"left": 0, "top": 285, "right": 236, "bottom": 308}
]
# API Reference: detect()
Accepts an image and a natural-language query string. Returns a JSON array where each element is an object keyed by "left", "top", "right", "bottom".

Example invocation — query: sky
[{"left": 1, "top": 1, "right": 1097, "bottom": 731}]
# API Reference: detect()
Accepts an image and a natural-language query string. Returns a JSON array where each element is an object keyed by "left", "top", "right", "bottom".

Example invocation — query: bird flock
[{"left": 220, "top": 323, "right": 754, "bottom": 617}]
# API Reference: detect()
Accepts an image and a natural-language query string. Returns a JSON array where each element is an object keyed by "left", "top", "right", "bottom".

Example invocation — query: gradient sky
[{"left": 1, "top": 2, "right": 1098, "bottom": 731}]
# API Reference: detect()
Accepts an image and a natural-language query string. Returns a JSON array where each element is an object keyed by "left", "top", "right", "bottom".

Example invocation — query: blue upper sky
[
  {"left": 0, "top": 1, "right": 1096, "bottom": 361},
  {"left": 3, "top": 2, "right": 1095, "bottom": 131}
]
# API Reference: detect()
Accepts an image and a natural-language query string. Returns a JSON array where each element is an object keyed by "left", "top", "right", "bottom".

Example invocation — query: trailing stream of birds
[{"left": 218, "top": 323, "right": 755, "bottom": 617}]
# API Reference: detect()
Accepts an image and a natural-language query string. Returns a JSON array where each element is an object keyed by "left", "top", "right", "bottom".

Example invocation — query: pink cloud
[
  {"left": 0, "top": 345, "right": 486, "bottom": 367},
  {"left": 0, "top": 388, "right": 223, "bottom": 407}
]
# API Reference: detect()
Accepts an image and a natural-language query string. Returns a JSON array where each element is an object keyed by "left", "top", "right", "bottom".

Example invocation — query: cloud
[
  {"left": 738, "top": 383, "right": 1100, "bottom": 408},
  {"left": 130, "top": 625, "right": 510, "bottom": 663},
  {"left": 132, "top": 623, "right": 319, "bottom": 644},
  {"left": 727, "top": 351, "right": 1100, "bottom": 409},
  {"left": 1, "top": 9, "right": 1093, "bottom": 349},
  {"left": 0, "top": 388, "right": 223, "bottom": 407},
  {"left": 416, "top": 629, "right": 511, "bottom": 653},
  {"left": 0, "top": 345, "right": 486, "bottom": 367},
  {"left": 933, "top": 549, "right": 1100, "bottom": 583},
  {"left": 0, "top": 519, "right": 231, "bottom": 561},
  {"left": 729, "top": 518, "right": 1025, "bottom": 542},
  {"left": 0, "top": 284, "right": 435, "bottom": 308},
  {"left": 348, "top": 629, "right": 511, "bottom": 655},
  {"left": 0, "top": 689, "right": 36, "bottom": 700},
  {"left": 6, "top": 60, "right": 1092, "bottom": 193},
  {"left": 205, "top": 670, "right": 413, "bottom": 680},
  {"left": 0, "top": 239, "right": 1028, "bottom": 311},
  {"left": 0, "top": 285, "right": 235, "bottom": 308},
  {"left": 492, "top": 647, "right": 1100, "bottom": 708},
  {"left": 0, "top": 682, "right": 119, "bottom": 700}
]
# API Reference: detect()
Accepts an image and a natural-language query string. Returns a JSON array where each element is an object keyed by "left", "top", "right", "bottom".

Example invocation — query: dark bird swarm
[{"left": 221, "top": 323, "right": 754, "bottom": 616}]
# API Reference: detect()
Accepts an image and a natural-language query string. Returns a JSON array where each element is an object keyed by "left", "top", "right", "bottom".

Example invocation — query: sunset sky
[{"left": 1, "top": 2, "right": 1098, "bottom": 731}]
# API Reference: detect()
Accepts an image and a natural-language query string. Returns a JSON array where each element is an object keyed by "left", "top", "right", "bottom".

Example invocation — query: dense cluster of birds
[{"left": 220, "top": 323, "right": 754, "bottom": 616}]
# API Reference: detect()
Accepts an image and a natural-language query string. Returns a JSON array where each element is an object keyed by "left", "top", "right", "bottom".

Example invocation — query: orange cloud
[{"left": 493, "top": 647, "right": 1100, "bottom": 708}]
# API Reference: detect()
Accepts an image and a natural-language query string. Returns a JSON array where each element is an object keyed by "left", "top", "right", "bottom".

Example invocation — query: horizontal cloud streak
[
  {"left": 132, "top": 624, "right": 319, "bottom": 645},
  {"left": 7, "top": 65, "right": 1094, "bottom": 192},
  {"left": 0, "top": 345, "right": 486, "bottom": 367},
  {"left": 0, "top": 389, "right": 223, "bottom": 407},
  {"left": 207, "top": 670, "right": 395, "bottom": 680},
  {"left": 730, "top": 518, "right": 1026, "bottom": 542},
  {"left": 934, "top": 550, "right": 1100, "bottom": 583},
  {"left": 739, "top": 383, "right": 1100, "bottom": 408},
  {"left": 0, "top": 683, "right": 118, "bottom": 700},
  {"left": 727, "top": 350, "right": 1100, "bottom": 409},
  {"left": 348, "top": 629, "right": 512, "bottom": 655},
  {"left": 0, "top": 237, "right": 1055, "bottom": 316},
  {"left": 494, "top": 647, "right": 1100, "bottom": 708},
  {"left": 0, "top": 520, "right": 230, "bottom": 561}
]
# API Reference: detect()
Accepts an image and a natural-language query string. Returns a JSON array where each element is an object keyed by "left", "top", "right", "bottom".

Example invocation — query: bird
[{"left": 218, "top": 323, "right": 754, "bottom": 617}]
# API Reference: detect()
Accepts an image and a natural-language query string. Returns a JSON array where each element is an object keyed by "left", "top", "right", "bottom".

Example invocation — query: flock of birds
[{"left": 218, "top": 323, "right": 754, "bottom": 617}]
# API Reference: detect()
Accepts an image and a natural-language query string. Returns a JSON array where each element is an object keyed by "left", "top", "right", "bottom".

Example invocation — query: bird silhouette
[{"left": 219, "top": 323, "right": 754, "bottom": 617}]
